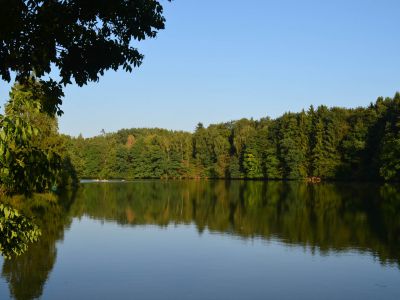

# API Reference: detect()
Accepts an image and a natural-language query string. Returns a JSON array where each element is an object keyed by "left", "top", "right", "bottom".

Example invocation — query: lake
[{"left": 1, "top": 181, "right": 399, "bottom": 299}]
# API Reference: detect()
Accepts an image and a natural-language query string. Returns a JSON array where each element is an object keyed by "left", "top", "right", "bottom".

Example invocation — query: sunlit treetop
[{"left": 0, "top": 0, "right": 169, "bottom": 88}]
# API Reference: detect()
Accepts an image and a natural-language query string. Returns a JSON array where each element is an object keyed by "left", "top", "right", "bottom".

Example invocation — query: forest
[
  {"left": 65, "top": 93, "right": 400, "bottom": 182},
  {"left": 1, "top": 81, "right": 400, "bottom": 199}
]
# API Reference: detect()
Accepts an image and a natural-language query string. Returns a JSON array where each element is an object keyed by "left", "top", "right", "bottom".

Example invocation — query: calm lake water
[{"left": 1, "top": 181, "right": 400, "bottom": 299}]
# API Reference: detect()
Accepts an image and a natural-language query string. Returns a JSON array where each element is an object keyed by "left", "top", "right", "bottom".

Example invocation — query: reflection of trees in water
[
  {"left": 72, "top": 181, "right": 400, "bottom": 267},
  {"left": 1, "top": 192, "right": 75, "bottom": 300},
  {"left": 2, "top": 236, "right": 56, "bottom": 300},
  {"left": 1, "top": 181, "right": 399, "bottom": 299}
]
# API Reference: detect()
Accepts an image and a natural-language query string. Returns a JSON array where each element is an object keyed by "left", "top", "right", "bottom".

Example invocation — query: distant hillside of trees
[{"left": 65, "top": 93, "right": 400, "bottom": 181}]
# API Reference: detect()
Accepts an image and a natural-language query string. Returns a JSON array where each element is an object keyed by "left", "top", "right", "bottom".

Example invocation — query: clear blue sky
[{"left": 1, "top": 0, "right": 399, "bottom": 137}]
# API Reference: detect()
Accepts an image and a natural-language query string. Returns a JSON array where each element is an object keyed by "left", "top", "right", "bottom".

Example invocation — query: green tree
[
  {"left": 278, "top": 113, "right": 307, "bottom": 179},
  {"left": 379, "top": 93, "right": 400, "bottom": 181},
  {"left": 0, "top": 0, "right": 170, "bottom": 114},
  {"left": 0, "top": 80, "right": 77, "bottom": 194},
  {"left": 0, "top": 81, "right": 62, "bottom": 195},
  {"left": 310, "top": 107, "right": 340, "bottom": 178},
  {"left": 243, "top": 150, "right": 262, "bottom": 178}
]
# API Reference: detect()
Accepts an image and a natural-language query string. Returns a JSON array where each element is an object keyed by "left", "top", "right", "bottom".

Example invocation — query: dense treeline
[{"left": 66, "top": 93, "right": 400, "bottom": 181}]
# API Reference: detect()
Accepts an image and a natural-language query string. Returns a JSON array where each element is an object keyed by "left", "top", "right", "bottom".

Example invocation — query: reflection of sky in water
[{"left": 1, "top": 217, "right": 399, "bottom": 300}]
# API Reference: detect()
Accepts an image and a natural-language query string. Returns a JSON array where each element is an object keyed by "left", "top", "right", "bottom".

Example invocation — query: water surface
[{"left": 1, "top": 181, "right": 400, "bottom": 299}]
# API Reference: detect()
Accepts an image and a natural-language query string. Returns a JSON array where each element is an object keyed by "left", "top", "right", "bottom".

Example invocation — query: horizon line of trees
[{"left": 65, "top": 93, "right": 400, "bottom": 182}]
